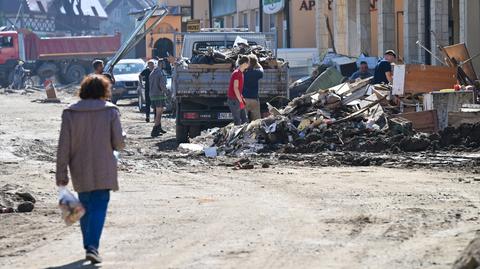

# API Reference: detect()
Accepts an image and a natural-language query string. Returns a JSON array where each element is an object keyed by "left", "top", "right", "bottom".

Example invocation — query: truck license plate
[
  {"left": 218, "top": 112, "right": 233, "bottom": 120},
  {"left": 128, "top": 90, "right": 137, "bottom": 95}
]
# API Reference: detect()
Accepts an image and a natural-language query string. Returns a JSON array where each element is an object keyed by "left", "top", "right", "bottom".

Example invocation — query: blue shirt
[
  {"left": 242, "top": 68, "right": 264, "bottom": 99},
  {"left": 373, "top": 60, "right": 392, "bottom": 84},
  {"left": 349, "top": 70, "right": 372, "bottom": 80}
]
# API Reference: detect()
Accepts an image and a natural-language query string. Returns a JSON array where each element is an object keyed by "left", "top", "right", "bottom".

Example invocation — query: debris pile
[
  {"left": 205, "top": 80, "right": 479, "bottom": 156},
  {"left": 189, "top": 40, "right": 284, "bottom": 69},
  {"left": 0, "top": 184, "right": 36, "bottom": 214}
]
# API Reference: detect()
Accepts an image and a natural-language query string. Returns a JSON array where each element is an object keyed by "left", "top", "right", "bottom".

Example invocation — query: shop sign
[{"left": 263, "top": 0, "right": 284, "bottom": 14}]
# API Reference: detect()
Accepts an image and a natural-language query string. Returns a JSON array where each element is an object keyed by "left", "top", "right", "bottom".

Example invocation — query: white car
[{"left": 111, "top": 59, "right": 145, "bottom": 104}]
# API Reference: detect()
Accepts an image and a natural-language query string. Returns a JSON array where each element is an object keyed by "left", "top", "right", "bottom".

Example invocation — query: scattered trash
[{"left": 204, "top": 147, "right": 218, "bottom": 158}]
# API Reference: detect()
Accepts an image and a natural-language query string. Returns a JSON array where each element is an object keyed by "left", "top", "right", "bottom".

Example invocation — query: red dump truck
[{"left": 0, "top": 29, "right": 121, "bottom": 87}]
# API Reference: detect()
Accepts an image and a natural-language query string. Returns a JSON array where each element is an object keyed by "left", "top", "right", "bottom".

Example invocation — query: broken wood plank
[
  {"left": 398, "top": 110, "right": 439, "bottom": 133},
  {"left": 443, "top": 43, "right": 478, "bottom": 81}
]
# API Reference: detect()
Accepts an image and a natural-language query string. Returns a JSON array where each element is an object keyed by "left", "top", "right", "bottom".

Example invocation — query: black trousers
[{"left": 145, "top": 90, "right": 151, "bottom": 119}]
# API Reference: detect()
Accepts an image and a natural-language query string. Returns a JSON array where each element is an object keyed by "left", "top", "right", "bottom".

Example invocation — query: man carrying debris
[
  {"left": 373, "top": 50, "right": 396, "bottom": 84},
  {"left": 243, "top": 54, "right": 264, "bottom": 121},
  {"left": 227, "top": 55, "right": 250, "bottom": 125},
  {"left": 139, "top": 60, "right": 155, "bottom": 123},
  {"left": 349, "top": 61, "right": 372, "bottom": 82},
  {"left": 149, "top": 59, "right": 168, "bottom": 137}
]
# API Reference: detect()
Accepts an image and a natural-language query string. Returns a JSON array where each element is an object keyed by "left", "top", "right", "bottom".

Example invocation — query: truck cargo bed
[{"left": 174, "top": 64, "right": 289, "bottom": 98}]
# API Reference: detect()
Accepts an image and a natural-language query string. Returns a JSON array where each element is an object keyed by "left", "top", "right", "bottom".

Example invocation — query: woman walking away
[{"left": 56, "top": 75, "right": 126, "bottom": 264}]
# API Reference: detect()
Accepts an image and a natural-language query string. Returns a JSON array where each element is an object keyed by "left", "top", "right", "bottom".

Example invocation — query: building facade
[
  {"left": 0, "top": 0, "right": 107, "bottom": 36},
  {"left": 192, "top": 0, "right": 317, "bottom": 49},
  {"left": 145, "top": 0, "right": 192, "bottom": 60},
  {"left": 101, "top": 0, "right": 154, "bottom": 58},
  {"left": 315, "top": 0, "right": 480, "bottom": 74}
]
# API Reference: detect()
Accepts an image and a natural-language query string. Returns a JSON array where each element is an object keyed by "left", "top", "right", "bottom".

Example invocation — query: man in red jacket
[{"left": 227, "top": 55, "right": 250, "bottom": 125}]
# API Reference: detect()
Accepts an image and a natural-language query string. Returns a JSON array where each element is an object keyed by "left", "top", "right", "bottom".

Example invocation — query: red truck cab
[{"left": 0, "top": 31, "right": 21, "bottom": 65}]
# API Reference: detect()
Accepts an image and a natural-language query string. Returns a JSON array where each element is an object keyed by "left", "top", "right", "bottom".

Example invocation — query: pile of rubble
[
  {"left": 188, "top": 42, "right": 480, "bottom": 157},
  {"left": 190, "top": 44, "right": 284, "bottom": 69},
  {"left": 202, "top": 81, "right": 478, "bottom": 157}
]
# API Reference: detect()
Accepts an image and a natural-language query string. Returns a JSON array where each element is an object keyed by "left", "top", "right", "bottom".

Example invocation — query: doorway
[{"left": 153, "top": 38, "right": 174, "bottom": 59}]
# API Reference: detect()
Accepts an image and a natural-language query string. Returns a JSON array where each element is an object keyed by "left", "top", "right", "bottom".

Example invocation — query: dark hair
[
  {"left": 360, "top": 61, "right": 368, "bottom": 65},
  {"left": 92, "top": 59, "right": 104, "bottom": 70},
  {"left": 237, "top": 55, "right": 250, "bottom": 66},
  {"left": 78, "top": 75, "right": 111, "bottom": 100},
  {"left": 248, "top": 54, "right": 259, "bottom": 68}
]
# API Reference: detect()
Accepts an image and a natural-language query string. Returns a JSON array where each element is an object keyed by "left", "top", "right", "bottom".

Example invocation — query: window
[
  {"left": 269, "top": 14, "right": 275, "bottom": 30},
  {"left": 37, "top": 1, "right": 46, "bottom": 13},
  {"left": 91, "top": 6, "right": 99, "bottom": 17},
  {"left": 231, "top": 15, "right": 235, "bottom": 28},
  {"left": 0, "top": 36, "right": 14, "bottom": 48},
  {"left": 255, "top": 10, "right": 259, "bottom": 28},
  {"left": 243, "top": 13, "right": 248, "bottom": 28}
]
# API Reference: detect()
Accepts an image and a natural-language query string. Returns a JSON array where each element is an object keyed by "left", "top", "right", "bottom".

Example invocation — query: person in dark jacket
[
  {"left": 56, "top": 75, "right": 125, "bottom": 264},
  {"left": 373, "top": 50, "right": 396, "bottom": 84},
  {"left": 243, "top": 54, "right": 264, "bottom": 121},
  {"left": 139, "top": 60, "right": 155, "bottom": 122}
]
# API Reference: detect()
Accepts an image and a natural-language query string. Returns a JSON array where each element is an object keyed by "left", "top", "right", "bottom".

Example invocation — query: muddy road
[{"left": 0, "top": 90, "right": 479, "bottom": 269}]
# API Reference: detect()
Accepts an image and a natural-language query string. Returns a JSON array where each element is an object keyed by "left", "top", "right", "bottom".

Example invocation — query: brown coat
[{"left": 56, "top": 99, "right": 125, "bottom": 193}]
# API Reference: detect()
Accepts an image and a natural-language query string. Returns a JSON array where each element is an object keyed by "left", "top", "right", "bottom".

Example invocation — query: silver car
[{"left": 111, "top": 59, "right": 145, "bottom": 104}]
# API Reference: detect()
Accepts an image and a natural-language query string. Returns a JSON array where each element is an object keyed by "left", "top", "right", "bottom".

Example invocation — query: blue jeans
[{"left": 78, "top": 190, "right": 110, "bottom": 252}]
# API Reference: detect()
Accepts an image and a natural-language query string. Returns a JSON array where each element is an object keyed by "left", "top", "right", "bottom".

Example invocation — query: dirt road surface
[{"left": 0, "top": 90, "right": 479, "bottom": 269}]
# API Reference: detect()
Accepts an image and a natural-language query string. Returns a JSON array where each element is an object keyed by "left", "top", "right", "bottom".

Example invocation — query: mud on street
[{"left": 0, "top": 89, "right": 479, "bottom": 269}]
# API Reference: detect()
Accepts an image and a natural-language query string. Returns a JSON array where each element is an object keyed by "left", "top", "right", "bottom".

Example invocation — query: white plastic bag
[{"left": 58, "top": 187, "right": 85, "bottom": 226}]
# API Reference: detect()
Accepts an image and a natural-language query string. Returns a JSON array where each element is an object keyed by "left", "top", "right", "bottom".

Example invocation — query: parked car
[
  {"left": 137, "top": 72, "right": 173, "bottom": 113},
  {"left": 111, "top": 59, "right": 145, "bottom": 104}
]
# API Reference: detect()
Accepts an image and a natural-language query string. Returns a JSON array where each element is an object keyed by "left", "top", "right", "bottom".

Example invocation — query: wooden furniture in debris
[{"left": 392, "top": 64, "right": 457, "bottom": 96}]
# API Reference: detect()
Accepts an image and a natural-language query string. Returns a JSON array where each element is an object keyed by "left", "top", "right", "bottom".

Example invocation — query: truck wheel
[
  {"left": 64, "top": 64, "right": 86, "bottom": 84},
  {"left": 37, "top": 63, "right": 58, "bottom": 79},
  {"left": 189, "top": 125, "right": 201, "bottom": 138},
  {"left": 176, "top": 124, "right": 189, "bottom": 144}
]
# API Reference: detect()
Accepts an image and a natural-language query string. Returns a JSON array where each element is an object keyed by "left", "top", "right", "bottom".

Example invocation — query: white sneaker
[{"left": 86, "top": 250, "right": 103, "bottom": 264}]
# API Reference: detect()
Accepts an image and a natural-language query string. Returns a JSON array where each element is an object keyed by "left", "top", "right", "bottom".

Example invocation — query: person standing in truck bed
[
  {"left": 227, "top": 55, "right": 250, "bottom": 125},
  {"left": 243, "top": 54, "right": 264, "bottom": 122}
]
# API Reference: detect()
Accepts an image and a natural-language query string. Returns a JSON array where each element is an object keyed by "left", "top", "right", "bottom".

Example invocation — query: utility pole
[
  {"left": 259, "top": 0, "right": 263, "bottom": 32},
  {"left": 208, "top": 0, "right": 213, "bottom": 28}
]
